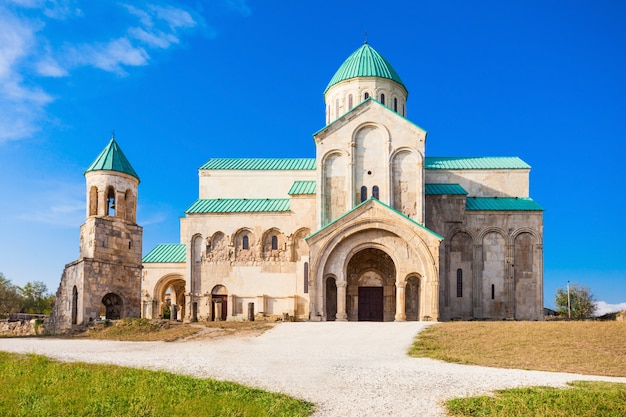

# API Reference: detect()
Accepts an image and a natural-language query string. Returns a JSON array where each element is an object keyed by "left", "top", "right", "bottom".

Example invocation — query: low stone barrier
[{"left": 0, "top": 319, "right": 45, "bottom": 337}]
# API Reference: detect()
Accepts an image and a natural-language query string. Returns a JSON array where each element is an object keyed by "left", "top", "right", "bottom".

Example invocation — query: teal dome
[
  {"left": 324, "top": 43, "right": 406, "bottom": 94},
  {"left": 85, "top": 136, "right": 140, "bottom": 182}
]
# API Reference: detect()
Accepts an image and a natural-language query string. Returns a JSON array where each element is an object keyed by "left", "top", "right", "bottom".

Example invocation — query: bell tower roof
[
  {"left": 324, "top": 43, "right": 406, "bottom": 95},
  {"left": 85, "top": 136, "right": 140, "bottom": 182}
]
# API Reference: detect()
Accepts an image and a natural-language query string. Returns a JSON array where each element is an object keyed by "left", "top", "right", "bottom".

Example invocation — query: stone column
[
  {"left": 395, "top": 281, "right": 406, "bottom": 321},
  {"left": 336, "top": 281, "right": 348, "bottom": 321},
  {"left": 97, "top": 190, "right": 107, "bottom": 216}
]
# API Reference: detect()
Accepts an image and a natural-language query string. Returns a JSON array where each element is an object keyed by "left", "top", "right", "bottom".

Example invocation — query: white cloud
[
  {"left": 0, "top": 1, "right": 248, "bottom": 142},
  {"left": 595, "top": 301, "right": 626, "bottom": 317},
  {"left": 13, "top": 178, "right": 84, "bottom": 227},
  {"left": 129, "top": 27, "right": 179, "bottom": 49},
  {"left": 70, "top": 38, "right": 150, "bottom": 75}
]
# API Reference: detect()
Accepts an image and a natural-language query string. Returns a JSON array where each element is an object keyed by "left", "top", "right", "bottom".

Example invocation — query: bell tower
[{"left": 49, "top": 135, "right": 142, "bottom": 332}]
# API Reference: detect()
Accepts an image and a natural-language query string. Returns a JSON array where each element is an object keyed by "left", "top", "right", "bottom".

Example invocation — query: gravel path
[{"left": 1, "top": 322, "right": 625, "bottom": 416}]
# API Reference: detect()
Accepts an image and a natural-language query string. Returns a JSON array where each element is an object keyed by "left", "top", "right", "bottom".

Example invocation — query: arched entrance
[
  {"left": 347, "top": 248, "right": 396, "bottom": 321},
  {"left": 325, "top": 277, "right": 337, "bottom": 321},
  {"left": 211, "top": 285, "right": 228, "bottom": 321},
  {"left": 155, "top": 276, "right": 186, "bottom": 320},
  {"left": 405, "top": 276, "right": 420, "bottom": 321},
  {"left": 101, "top": 293, "right": 123, "bottom": 320}
]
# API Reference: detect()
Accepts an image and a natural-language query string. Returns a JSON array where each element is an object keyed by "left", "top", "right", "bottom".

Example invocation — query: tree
[
  {"left": 0, "top": 273, "right": 23, "bottom": 318},
  {"left": 19, "top": 281, "right": 54, "bottom": 315},
  {"left": 555, "top": 283, "right": 597, "bottom": 319}
]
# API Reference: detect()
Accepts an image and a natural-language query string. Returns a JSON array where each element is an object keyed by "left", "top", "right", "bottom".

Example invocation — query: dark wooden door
[{"left": 358, "top": 287, "right": 383, "bottom": 321}]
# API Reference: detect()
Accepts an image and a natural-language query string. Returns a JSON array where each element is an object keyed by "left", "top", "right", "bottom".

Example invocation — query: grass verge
[
  {"left": 445, "top": 381, "right": 626, "bottom": 417},
  {"left": 0, "top": 351, "right": 314, "bottom": 417},
  {"left": 409, "top": 321, "right": 626, "bottom": 377}
]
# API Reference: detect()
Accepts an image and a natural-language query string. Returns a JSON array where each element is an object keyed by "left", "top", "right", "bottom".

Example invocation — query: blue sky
[{"left": 0, "top": 1, "right": 624, "bottom": 314}]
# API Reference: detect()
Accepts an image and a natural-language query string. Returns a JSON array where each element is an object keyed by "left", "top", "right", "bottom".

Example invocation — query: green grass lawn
[
  {"left": 446, "top": 381, "right": 626, "bottom": 417},
  {"left": 0, "top": 351, "right": 314, "bottom": 417},
  {"left": 410, "top": 322, "right": 626, "bottom": 416}
]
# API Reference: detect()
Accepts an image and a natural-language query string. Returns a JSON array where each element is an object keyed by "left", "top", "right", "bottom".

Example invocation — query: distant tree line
[{"left": 0, "top": 273, "right": 55, "bottom": 318}]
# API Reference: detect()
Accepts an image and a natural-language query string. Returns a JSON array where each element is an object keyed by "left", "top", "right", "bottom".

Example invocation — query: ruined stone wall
[{"left": 0, "top": 319, "right": 46, "bottom": 337}]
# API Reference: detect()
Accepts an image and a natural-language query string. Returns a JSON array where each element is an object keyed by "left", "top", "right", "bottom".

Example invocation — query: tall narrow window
[
  {"left": 402, "top": 104, "right": 405, "bottom": 117},
  {"left": 348, "top": 94, "right": 353, "bottom": 109},
  {"left": 380, "top": 93, "right": 385, "bottom": 105},
  {"left": 491, "top": 284, "right": 495, "bottom": 300},
  {"left": 271, "top": 235, "right": 278, "bottom": 250},
  {"left": 456, "top": 269, "right": 463, "bottom": 297},
  {"left": 364, "top": 92, "right": 370, "bottom": 99},
  {"left": 394, "top": 97, "right": 398, "bottom": 112},
  {"left": 372, "top": 185, "right": 379, "bottom": 199},
  {"left": 304, "top": 262, "right": 309, "bottom": 294},
  {"left": 360, "top": 186, "right": 367, "bottom": 202},
  {"left": 242, "top": 235, "right": 249, "bottom": 250}
]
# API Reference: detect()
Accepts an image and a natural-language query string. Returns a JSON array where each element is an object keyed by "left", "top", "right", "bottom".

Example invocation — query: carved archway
[
  {"left": 346, "top": 248, "right": 396, "bottom": 321},
  {"left": 154, "top": 275, "right": 186, "bottom": 320}
]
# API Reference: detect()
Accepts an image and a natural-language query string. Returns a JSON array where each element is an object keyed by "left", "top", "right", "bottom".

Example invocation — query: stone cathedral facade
[{"left": 137, "top": 43, "right": 544, "bottom": 322}]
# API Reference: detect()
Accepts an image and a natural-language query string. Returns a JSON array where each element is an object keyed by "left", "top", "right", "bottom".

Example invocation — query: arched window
[
  {"left": 364, "top": 92, "right": 370, "bottom": 100},
  {"left": 106, "top": 186, "right": 115, "bottom": 217},
  {"left": 394, "top": 97, "right": 398, "bottom": 112},
  {"left": 271, "top": 235, "right": 278, "bottom": 250},
  {"left": 304, "top": 262, "right": 309, "bottom": 294},
  {"left": 380, "top": 93, "right": 385, "bottom": 105},
  {"left": 456, "top": 269, "right": 463, "bottom": 297},
  {"left": 372, "top": 185, "right": 379, "bottom": 199},
  {"left": 348, "top": 94, "right": 353, "bottom": 109},
  {"left": 242, "top": 235, "right": 249, "bottom": 250},
  {"left": 360, "top": 185, "right": 368, "bottom": 202},
  {"left": 402, "top": 104, "right": 405, "bottom": 117}
]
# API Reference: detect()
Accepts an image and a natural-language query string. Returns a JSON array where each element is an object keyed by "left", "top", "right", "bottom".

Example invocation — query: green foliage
[
  {"left": 0, "top": 352, "right": 315, "bottom": 417},
  {"left": 555, "top": 283, "right": 597, "bottom": 319},
  {"left": 446, "top": 381, "right": 626, "bottom": 417},
  {"left": 0, "top": 273, "right": 22, "bottom": 318},
  {"left": 19, "top": 281, "right": 54, "bottom": 315},
  {"left": 0, "top": 275, "right": 55, "bottom": 317}
]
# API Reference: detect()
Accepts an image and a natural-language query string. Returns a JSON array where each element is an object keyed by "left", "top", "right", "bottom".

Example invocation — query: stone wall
[{"left": 0, "top": 319, "right": 45, "bottom": 337}]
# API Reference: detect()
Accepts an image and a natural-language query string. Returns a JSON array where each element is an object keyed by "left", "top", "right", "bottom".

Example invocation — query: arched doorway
[
  {"left": 155, "top": 276, "right": 186, "bottom": 320},
  {"left": 347, "top": 248, "right": 396, "bottom": 321},
  {"left": 211, "top": 285, "right": 228, "bottom": 321},
  {"left": 405, "top": 276, "right": 420, "bottom": 321},
  {"left": 101, "top": 293, "right": 123, "bottom": 320},
  {"left": 325, "top": 277, "right": 337, "bottom": 321}
]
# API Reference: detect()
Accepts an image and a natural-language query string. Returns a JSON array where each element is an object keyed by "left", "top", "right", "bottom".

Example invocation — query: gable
[{"left": 313, "top": 98, "right": 426, "bottom": 141}]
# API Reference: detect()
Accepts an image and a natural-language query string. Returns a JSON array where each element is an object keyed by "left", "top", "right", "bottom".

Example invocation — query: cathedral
[{"left": 52, "top": 43, "right": 544, "bottom": 329}]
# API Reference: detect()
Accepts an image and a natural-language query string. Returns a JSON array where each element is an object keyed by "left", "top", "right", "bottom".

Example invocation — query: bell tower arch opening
[{"left": 346, "top": 248, "right": 396, "bottom": 321}]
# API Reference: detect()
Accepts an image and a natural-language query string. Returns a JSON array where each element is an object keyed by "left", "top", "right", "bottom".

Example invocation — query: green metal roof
[
  {"left": 466, "top": 197, "right": 544, "bottom": 211},
  {"left": 143, "top": 243, "right": 186, "bottom": 263},
  {"left": 288, "top": 181, "right": 316, "bottom": 195},
  {"left": 186, "top": 198, "right": 290, "bottom": 214},
  {"left": 425, "top": 157, "right": 530, "bottom": 170},
  {"left": 200, "top": 158, "right": 316, "bottom": 171},
  {"left": 324, "top": 43, "right": 406, "bottom": 94},
  {"left": 307, "top": 197, "right": 443, "bottom": 241},
  {"left": 85, "top": 136, "right": 140, "bottom": 181},
  {"left": 425, "top": 184, "right": 468, "bottom": 195}
]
